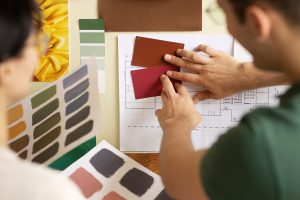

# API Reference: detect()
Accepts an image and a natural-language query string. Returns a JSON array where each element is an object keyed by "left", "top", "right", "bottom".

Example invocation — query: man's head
[
  {"left": 219, "top": 0, "right": 300, "bottom": 73},
  {"left": 0, "top": 0, "right": 41, "bottom": 103}
]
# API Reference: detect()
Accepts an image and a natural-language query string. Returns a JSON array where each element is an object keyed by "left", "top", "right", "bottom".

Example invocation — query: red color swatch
[
  {"left": 131, "top": 36, "right": 184, "bottom": 67},
  {"left": 131, "top": 65, "right": 179, "bottom": 99},
  {"left": 69, "top": 167, "right": 103, "bottom": 198}
]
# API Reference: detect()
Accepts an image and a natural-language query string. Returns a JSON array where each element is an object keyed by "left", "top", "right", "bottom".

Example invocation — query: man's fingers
[
  {"left": 193, "top": 91, "right": 213, "bottom": 104},
  {"left": 166, "top": 71, "right": 204, "bottom": 85},
  {"left": 160, "top": 74, "right": 176, "bottom": 97},
  {"left": 194, "top": 45, "right": 219, "bottom": 57},
  {"left": 174, "top": 83, "right": 189, "bottom": 96},
  {"left": 164, "top": 54, "right": 203, "bottom": 71},
  {"left": 176, "top": 49, "right": 210, "bottom": 64}
]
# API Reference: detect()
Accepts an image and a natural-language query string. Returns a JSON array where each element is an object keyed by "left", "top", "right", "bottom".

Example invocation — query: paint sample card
[
  {"left": 98, "top": 0, "right": 202, "bottom": 31},
  {"left": 62, "top": 141, "right": 173, "bottom": 200},
  {"left": 6, "top": 59, "right": 101, "bottom": 165},
  {"left": 131, "top": 66, "right": 179, "bottom": 99},
  {"left": 131, "top": 36, "right": 184, "bottom": 68},
  {"left": 79, "top": 19, "right": 106, "bottom": 94}
]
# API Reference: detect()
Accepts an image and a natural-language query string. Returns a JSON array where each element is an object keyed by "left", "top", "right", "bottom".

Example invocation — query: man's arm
[
  {"left": 156, "top": 75, "right": 209, "bottom": 200},
  {"left": 164, "top": 45, "right": 290, "bottom": 103}
]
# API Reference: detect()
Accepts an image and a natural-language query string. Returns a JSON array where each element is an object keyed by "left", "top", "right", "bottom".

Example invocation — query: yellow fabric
[{"left": 35, "top": 0, "right": 69, "bottom": 82}]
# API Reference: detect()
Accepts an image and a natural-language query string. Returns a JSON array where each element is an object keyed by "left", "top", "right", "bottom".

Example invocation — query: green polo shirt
[{"left": 202, "top": 82, "right": 300, "bottom": 200}]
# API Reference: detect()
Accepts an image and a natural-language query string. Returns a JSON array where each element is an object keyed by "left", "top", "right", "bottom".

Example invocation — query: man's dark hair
[
  {"left": 0, "top": 0, "right": 42, "bottom": 62},
  {"left": 229, "top": 0, "right": 300, "bottom": 25}
]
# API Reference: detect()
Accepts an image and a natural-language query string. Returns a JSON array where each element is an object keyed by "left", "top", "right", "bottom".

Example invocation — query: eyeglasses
[{"left": 206, "top": 2, "right": 226, "bottom": 25}]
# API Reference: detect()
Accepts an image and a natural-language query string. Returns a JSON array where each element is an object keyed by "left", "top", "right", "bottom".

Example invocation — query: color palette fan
[
  {"left": 6, "top": 59, "right": 101, "bottom": 165},
  {"left": 62, "top": 141, "right": 173, "bottom": 200}
]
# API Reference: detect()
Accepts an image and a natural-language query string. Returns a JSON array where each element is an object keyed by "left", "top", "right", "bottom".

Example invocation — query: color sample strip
[
  {"left": 33, "top": 113, "right": 61, "bottom": 139},
  {"left": 102, "top": 191, "right": 126, "bottom": 200},
  {"left": 90, "top": 148, "right": 125, "bottom": 178},
  {"left": 32, "top": 142, "right": 59, "bottom": 163},
  {"left": 7, "top": 104, "right": 23, "bottom": 125},
  {"left": 155, "top": 190, "right": 174, "bottom": 200},
  {"left": 69, "top": 167, "right": 103, "bottom": 198},
  {"left": 63, "top": 65, "right": 88, "bottom": 89},
  {"left": 66, "top": 92, "right": 89, "bottom": 116},
  {"left": 64, "top": 79, "right": 89, "bottom": 103},
  {"left": 9, "top": 135, "right": 29, "bottom": 153},
  {"left": 8, "top": 121, "right": 26, "bottom": 140},
  {"left": 65, "top": 106, "right": 90, "bottom": 129},
  {"left": 32, "top": 98, "right": 59, "bottom": 125},
  {"left": 65, "top": 120, "right": 93, "bottom": 146},
  {"left": 132, "top": 36, "right": 184, "bottom": 68},
  {"left": 120, "top": 168, "right": 154, "bottom": 197},
  {"left": 79, "top": 19, "right": 105, "bottom": 94},
  {"left": 31, "top": 85, "right": 57, "bottom": 109},
  {"left": 33, "top": 126, "right": 61, "bottom": 154}
]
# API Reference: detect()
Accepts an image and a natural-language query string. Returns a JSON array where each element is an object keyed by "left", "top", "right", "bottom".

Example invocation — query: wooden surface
[{"left": 126, "top": 153, "right": 160, "bottom": 175}]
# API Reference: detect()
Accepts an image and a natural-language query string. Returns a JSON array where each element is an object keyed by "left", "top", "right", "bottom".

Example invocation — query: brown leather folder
[{"left": 98, "top": 0, "right": 202, "bottom": 31}]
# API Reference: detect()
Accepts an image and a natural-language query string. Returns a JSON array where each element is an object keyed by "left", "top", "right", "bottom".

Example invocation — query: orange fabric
[{"left": 35, "top": 0, "right": 69, "bottom": 82}]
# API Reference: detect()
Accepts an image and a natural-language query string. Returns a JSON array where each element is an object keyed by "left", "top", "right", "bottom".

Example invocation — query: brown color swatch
[
  {"left": 6, "top": 104, "right": 23, "bottom": 125},
  {"left": 8, "top": 121, "right": 26, "bottom": 140},
  {"left": 18, "top": 150, "right": 28, "bottom": 160},
  {"left": 9, "top": 135, "right": 29, "bottom": 153},
  {"left": 69, "top": 167, "right": 103, "bottom": 198},
  {"left": 132, "top": 37, "right": 184, "bottom": 68},
  {"left": 98, "top": 0, "right": 202, "bottom": 31},
  {"left": 103, "top": 191, "right": 126, "bottom": 200}
]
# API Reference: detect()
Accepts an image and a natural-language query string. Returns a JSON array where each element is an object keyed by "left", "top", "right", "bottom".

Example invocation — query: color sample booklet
[
  {"left": 62, "top": 141, "right": 173, "bottom": 200},
  {"left": 6, "top": 59, "right": 101, "bottom": 165}
]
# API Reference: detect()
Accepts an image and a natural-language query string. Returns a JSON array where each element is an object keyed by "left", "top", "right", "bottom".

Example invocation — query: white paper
[
  {"left": 6, "top": 59, "right": 101, "bottom": 165},
  {"left": 118, "top": 34, "right": 287, "bottom": 152},
  {"left": 62, "top": 141, "right": 165, "bottom": 200}
]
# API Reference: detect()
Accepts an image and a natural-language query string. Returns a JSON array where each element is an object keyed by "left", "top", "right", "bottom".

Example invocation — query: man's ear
[
  {"left": 0, "top": 61, "right": 15, "bottom": 87},
  {"left": 245, "top": 5, "right": 272, "bottom": 41}
]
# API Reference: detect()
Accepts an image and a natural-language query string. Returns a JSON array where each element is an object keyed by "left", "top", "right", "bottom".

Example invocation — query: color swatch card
[
  {"left": 6, "top": 59, "right": 101, "bottom": 165},
  {"left": 63, "top": 141, "right": 173, "bottom": 200},
  {"left": 79, "top": 19, "right": 106, "bottom": 94},
  {"left": 131, "top": 66, "right": 179, "bottom": 99},
  {"left": 99, "top": 0, "right": 202, "bottom": 31},
  {"left": 131, "top": 36, "right": 184, "bottom": 68}
]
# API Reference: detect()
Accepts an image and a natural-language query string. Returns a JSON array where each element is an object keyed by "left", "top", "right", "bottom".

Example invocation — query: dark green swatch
[
  {"left": 65, "top": 120, "right": 93, "bottom": 146},
  {"left": 33, "top": 126, "right": 61, "bottom": 154},
  {"left": 33, "top": 112, "right": 61, "bottom": 139},
  {"left": 64, "top": 79, "right": 89, "bottom": 103},
  {"left": 31, "top": 85, "right": 56, "bottom": 109},
  {"left": 66, "top": 106, "right": 90, "bottom": 130},
  {"left": 66, "top": 91, "right": 89, "bottom": 116},
  {"left": 32, "top": 142, "right": 59, "bottom": 164},
  {"left": 79, "top": 19, "right": 105, "bottom": 30},
  {"left": 32, "top": 98, "right": 59, "bottom": 125}
]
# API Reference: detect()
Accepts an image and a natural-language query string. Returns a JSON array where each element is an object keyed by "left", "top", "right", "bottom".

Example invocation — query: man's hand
[
  {"left": 155, "top": 75, "right": 201, "bottom": 133},
  {"left": 164, "top": 45, "right": 290, "bottom": 103}
]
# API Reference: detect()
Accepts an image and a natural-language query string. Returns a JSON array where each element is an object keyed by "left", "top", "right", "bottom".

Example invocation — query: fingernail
[
  {"left": 166, "top": 71, "right": 172, "bottom": 76},
  {"left": 164, "top": 54, "right": 171, "bottom": 61},
  {"left": 160, "top": 74, "right": 166, "bottom": 80}
]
